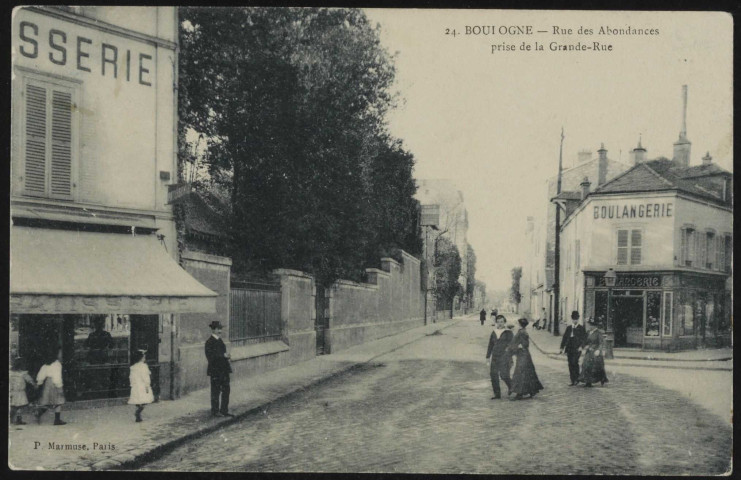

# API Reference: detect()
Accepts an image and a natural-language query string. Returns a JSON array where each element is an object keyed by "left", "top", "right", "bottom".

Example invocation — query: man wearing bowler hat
[
  {"left": 560, "top": 310, "right": 587, "bottom": 386},
  {"left": 205, "top": 321, "right": 233, "bottom": 417}
]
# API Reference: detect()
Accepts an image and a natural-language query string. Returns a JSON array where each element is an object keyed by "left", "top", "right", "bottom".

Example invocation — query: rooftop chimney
[
  {"left": 673, "top": 85, "right": 691, "bottom": 167},
  {"left": 631, "top": 137, "right": 647, "bottom": 165},
  {"left": 577, "top": 150, "right": 592, "bottom": 164},
  {"left": 702, "top": 152, "right": 712, "bottom": 165},
  {"left": 597, "top": 143, "right": 608, "bottom": 185},
  {"left": 580, "top": 176, "right": 591, "bottom": 201}
]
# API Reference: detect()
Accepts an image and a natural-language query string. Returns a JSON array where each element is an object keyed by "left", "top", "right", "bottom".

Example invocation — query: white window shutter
[
  {"left": 50, "top": 89, "right": 73, "bottom": 198},
  {"left": 24, "top": 84, "right": 47, "bottom": 196},
  {"left": 630, "top": 229, "right": 642, "bottom": 265}
]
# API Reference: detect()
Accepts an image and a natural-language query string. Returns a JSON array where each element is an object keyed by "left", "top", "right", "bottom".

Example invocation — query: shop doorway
[
  {"left": 130, "top": 315, "right": 160, "bottom": 399},
  {"left": 611, "top": 292, "right": 644, "bottom": 347}
]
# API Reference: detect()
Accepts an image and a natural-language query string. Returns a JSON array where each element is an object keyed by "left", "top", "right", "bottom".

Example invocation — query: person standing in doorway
[
  {"left": 9, "top": 357, "right": 37, "bottom": 425},
  {"left": 480, "top": 308, "right": 487, "bottom": 325},
  {"left": 128, "top": 349, "right": 154, "bottom": 422},
  {"left": 486, "top": 315, "right": 513, "bottom": 399},
  {"left": 205, "top": 321, "right": 233, "bottom": 417},
  {"left": 35, "top": 348, "right": 66, "bottom": 425},
  {"left": 560, "top": 311, "right": 587, "bottom": 386}
]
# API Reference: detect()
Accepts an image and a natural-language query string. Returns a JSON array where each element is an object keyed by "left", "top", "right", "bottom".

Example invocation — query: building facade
[
  {"left": 9, "top": 6, "right": 217, "bottom": 403},
  {"left": 416, "top": 179, "right": 470, "bottom": 312},
  {"left": 559, "top": 152, "right": 732, "bottom": 351},
  {"left": 522, "top": 147, "right": 631, "bottom": 325}
]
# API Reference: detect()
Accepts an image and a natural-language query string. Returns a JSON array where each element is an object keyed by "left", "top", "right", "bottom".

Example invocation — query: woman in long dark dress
[
  {"left": 579, "top": 317, "right": 609, "bottom": 387},
  {"left": 507, "top": 318, "right": 544, "bottom": 400}
]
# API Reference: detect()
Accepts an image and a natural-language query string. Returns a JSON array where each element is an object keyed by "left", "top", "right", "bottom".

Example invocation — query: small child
[
  {"left": 128, "top": 349, "right": 154, "bottom": 422},
  {"left": 36, "top": 348, "right": 67, "bottom": 426},
  {"left": 9, "top": 356, "right": 37, "bottom": 425}
]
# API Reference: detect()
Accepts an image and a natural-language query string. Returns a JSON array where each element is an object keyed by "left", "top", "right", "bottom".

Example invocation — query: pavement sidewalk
[
  {"left": 528, "top": 327, "right": 732, "bottom": 371},
  {"left": 8, "top": 315, "right": 466, "bottom": 471}
]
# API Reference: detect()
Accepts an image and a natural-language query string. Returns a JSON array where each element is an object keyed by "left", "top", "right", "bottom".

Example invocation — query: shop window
[
  {"left": 645, "top": 291, "right": 661, "bottom": 336},
  {"left": 20, "top": 75, "right": 77, "bottom": 199},
  {"left": 662, "top": 291, "right": 673, "bottom": 336},
  {"left": 678, "top": 291, "right": 696, "bottom": 336},
  {"left": 617, "top": 229, "right": 642, "bottom": 265}
]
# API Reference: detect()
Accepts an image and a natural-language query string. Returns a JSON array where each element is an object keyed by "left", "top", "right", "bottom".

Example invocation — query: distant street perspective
[{"left": 143, "top": 317, "right": 731, "bottom": 475}]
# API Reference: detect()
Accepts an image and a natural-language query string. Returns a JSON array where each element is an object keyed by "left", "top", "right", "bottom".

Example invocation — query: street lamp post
[{"left": 603, "top": 268, "right": 617, "bottom": 359}]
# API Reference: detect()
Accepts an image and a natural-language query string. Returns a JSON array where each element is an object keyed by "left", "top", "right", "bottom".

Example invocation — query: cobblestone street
[{"left": 143, "top": 320, "right": 732, "bottom": 474}]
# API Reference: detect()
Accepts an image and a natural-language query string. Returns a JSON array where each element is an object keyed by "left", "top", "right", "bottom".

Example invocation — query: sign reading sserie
[
  {"left": 593, "top": 202, "right": 673, "bottom": 220},
  {"left": 16, "top": 19, "right": 154, "bottom": 87}
]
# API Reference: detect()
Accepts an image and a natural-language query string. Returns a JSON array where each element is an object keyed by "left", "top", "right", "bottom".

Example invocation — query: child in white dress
[{"left": 128, "top": 350, "right": 154, "bottom": 422}]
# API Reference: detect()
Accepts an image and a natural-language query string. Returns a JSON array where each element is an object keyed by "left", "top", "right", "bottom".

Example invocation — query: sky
[{"left": 363, "top": 9, "right": 733, "bottom": 292}]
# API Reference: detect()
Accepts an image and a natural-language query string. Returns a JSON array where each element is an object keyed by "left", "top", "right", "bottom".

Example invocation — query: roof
[
  {"left": 593, "top": 158, "right": 731, "bottom": 203},
  {"left": 552, "top": 191, "right": 582, "bottom": 201},
  {"left": 183, "top": 191, "right": 228, "bottom": 239}
]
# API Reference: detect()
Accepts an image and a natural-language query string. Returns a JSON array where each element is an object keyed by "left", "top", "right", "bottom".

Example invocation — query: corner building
[
  {"left": 559, "top": 154, "right": 732, "bottom": 351},
  {"left": 9, "top": 6, "right": 216, "bottom": 403}
]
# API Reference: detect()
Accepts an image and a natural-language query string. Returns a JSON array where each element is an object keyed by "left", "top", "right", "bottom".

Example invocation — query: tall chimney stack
[
  {"left": 631, "top": 137, "right": 647, "bottom": 165},
  {"left": 673, "top": 85, "right": 692, "bottom": 167},
  {"left": 702, "top": 152, "right": 712, "bottom": 165},
  {"left": 597, "top": 143, "right": 608, "bottom": 185},
  {"left": 580, "top": 176, "right": 591, "bottom": 201}
]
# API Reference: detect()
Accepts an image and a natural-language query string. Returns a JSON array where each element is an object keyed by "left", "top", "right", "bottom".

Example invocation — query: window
[
  {"left": 705, "top": 232, "right": 715, "bottom": 269},
  {"left": 680, "top": 227, "right": 696, "bottom": 267},
  {"left": 645, "top": 291, "right": 661, "bottom": 336},
  {"left": 662, "top": 291, "right": 673, "bottom": 336},
  {"left": 21, "top": 76, "right": 76, "bottom": 199},
  {"left": 678, "top": 291, "right": 695, "bottom": 336},
  {"left": 716, "top": 236, "right": 725, "bottom": 271},
  {"left": 575, "top": 240, "right": 580, "bottom": 270},
  {"left": 617, "top": 229, "right": 642, "bottom": 265},
  {"left": 724, "top": 235, "right": 733, "bottom": 273}
]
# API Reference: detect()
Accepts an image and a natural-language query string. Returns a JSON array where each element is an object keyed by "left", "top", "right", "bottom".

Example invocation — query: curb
[
  {"left": 529, "top": 337, "right": 732, "bottom": 372},
  {"left": 87, "top": 318, "right": 463, "bottom": 471}
]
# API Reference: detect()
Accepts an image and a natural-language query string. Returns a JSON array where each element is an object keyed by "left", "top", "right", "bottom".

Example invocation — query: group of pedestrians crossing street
[{"left": 480, "top": 308, "right": 609, "bottom": 401}]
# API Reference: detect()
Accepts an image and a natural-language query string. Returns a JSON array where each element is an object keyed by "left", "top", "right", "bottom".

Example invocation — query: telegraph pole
[{"left": 553, "top": 127, "right": 564, "bottom": 337}]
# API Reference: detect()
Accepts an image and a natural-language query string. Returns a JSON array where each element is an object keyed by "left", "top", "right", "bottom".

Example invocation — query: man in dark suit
[
  {"left": 486, "top": 315, "right": 513, "bottom": 399},
  {"left": 205, "top": 321, "right": 233, "bottom": 417},
  {"left": 560, "top": 310, "right": 587, "bottom": 386},
  {"left": 480, "top": 308, "right": 487, "bottom": 325}
]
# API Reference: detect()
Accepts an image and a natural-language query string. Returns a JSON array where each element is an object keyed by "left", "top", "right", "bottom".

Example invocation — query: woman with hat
[
  {"left": 507, "top": 318, "right": 544, "bottom": 400},
  {"left": 128, "top": 349, "right": 154, "bottom": 422},
  {"left": 579, "top": 317, "right": 609, "bottom": 387}
]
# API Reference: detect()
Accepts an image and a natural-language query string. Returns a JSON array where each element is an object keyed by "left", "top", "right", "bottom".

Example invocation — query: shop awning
[{"left": 10, "top": 227, "right": 217, "bottom": 314}]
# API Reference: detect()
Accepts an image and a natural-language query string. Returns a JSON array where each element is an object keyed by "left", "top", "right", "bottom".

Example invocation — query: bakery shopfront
[
  {"left": 9, "top": 225, "right": 217, "bottom": 403},
  {"left": 583, "top": 269, "right": 730, "bottom": 351}
]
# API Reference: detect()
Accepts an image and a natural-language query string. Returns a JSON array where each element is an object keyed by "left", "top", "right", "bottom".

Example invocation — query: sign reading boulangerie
[
  {"left": 593, "top": 202, "right": 673, "bottom": 219},
  {"left": 595, "top": 274, "right": 662, "bottom": 287}
]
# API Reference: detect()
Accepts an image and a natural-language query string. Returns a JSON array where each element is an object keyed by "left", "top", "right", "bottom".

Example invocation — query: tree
[
  {"left": 434, "top": 237, "right": 463, "bottom": 310},
  {"left": 510, "top": 267, "right": 523, "bottom": 308},
  {"left": 179, "top": 8, "right": 420, "bottom": 286},
  {"left": 465, "top": 244, "right": 477, "bottom": 304}
]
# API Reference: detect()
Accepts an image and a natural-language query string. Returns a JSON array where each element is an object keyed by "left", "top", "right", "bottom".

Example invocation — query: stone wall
[
  {"left": 176, "top": 250, "right": 231, "bottom": 396},
  {"left": 327, "top": 251, "right": 425, "bottom": 352}
]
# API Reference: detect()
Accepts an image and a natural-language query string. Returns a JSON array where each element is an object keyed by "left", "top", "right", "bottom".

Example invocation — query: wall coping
[
  {"left": 182, "top": 249, "right": 232, "bottom": 266},
  {"left": 380, "top": 257, "right": 401, "bottom": 267},
  {"left": 229, "top": 340, "right": 290, "bottom": 361},
  {"left": 365, "top": 268, "right": 391, "bottom": 277},
  {"left": 273, "top": 268, "right": 314, "bottom": 279},
  {"left": 334, "top": 279, "right": 379, "bottom": 290},
  {"left": 401, "top": 250, "right": 421, "bottom": 265}
]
